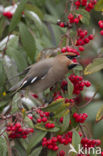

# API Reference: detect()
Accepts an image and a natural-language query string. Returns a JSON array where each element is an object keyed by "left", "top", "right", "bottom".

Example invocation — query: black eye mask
[
  {"left": 68, "top": 63, "right": 78, "bottom": 70},
  {"left": 66, "top": 55, "right": 79, "bottom": 59}
]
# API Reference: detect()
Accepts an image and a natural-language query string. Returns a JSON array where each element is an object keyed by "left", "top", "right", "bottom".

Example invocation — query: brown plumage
[{"left": 8, "top": 52, "right": 79, "bottom": 93}]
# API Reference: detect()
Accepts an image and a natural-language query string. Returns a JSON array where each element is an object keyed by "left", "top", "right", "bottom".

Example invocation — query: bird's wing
[{"left": 15, "top": 60, "right": 54, "bottom": 91}]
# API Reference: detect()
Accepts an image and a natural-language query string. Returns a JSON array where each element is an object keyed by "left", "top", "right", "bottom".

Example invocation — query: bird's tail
[{"left": 6, "top": 79, "right": 24, "bottom": 94}]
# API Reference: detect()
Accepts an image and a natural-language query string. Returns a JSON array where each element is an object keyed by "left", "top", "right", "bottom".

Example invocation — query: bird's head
[{"left": 58, "top": 52, "right": 79, "bottom": 70}]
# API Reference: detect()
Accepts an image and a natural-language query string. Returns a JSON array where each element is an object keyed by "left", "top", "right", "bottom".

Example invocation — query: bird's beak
[{"left": 68, "top": 63, "right": 79, "bottom": 70}]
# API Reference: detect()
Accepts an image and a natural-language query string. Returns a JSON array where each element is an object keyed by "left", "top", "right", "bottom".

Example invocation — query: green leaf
[
  {"left": 84, "top": 58, "right": 103, "bottom": 75},
  {"left": 19, "top": 22, "right": 36, "bottom": 62},
  {"left": 29, "top": 146, "right": 42, "bottom": 156},
  {"left": 35, "top": 123, "right": 60, "bottom": 132},
  {"left": 27, "top": 130, "right": 47, "bottom": 154},
  {"left": 72, "top": 130, "right": 81, "bottom": 152},
  {"left": 24, "top": 116, "right": 34, "bottom": 128},
  {"left": 7, "top": 36, "right": 28, "bottom": 72},
  {"left": 48, "top": 150, "right": 57, "bottom": 156},
  {"left": 25, "top": 4, "right": 44, "bottom": 19},
  {"left": 60, "top": 112, "right": 70, "bottom": 133},
  {"left": 42, "top": 98, "right": 64, "bottom": 113},
  {"left": 0, "top": 135, "right": 8, "bottom": 156},
  {"left": 67, "top": 79, "right": 73, "bottom": 99},
  {"left": 96, "top": 105, "right": 103, "bottom": 122},
  {"left": 14, "top": 140, "right": 27, "bottom": 156},
  {"left": 76, "top": 9, "right": 90, "bottom": 25},
  {"left": 3, "top": 55, "right": 19, "bottom": 86},
  {"left": 94, "top": 0, "right": 103, "bottom": 11},
  {"left": 0, "top": 59, "right": 6, "bottom": 87},
  {"left": 9, "top": 0, "right": 28, "bottom": 32}
]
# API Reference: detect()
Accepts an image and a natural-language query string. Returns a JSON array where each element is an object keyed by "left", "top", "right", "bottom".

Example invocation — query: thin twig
[{"left": 77, "top": 90, "right": 97, "bottom": 109}]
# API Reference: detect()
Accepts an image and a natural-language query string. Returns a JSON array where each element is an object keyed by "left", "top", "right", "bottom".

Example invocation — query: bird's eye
[{"left": 66, "top": 55, "right": 78, "bottom": 59}]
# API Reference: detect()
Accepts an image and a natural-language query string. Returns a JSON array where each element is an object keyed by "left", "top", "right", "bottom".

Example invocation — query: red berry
[
  {"left": 88, "top": 34, "right": 94, "bottom": 40},
  {"left": 53, "top": 145, "right": 59, "bottom": 151},
  {"left": 42, "top": 117, "right": 47, "bottom": 122},
  {"left": 59, "top": 150, "right": 65, "bottom": 156},
  {"left": 75, "top": 1, "right": 81, "bottom": 7},
  {"left": 79, "top": 46, "right": 84, "bottom": 51},
  {"left": 74, "top": 18, "right": 79, "bottom": 24},
  {"left": 100, "top": 30, "right": 103, "bottom": 36},
  {"left": 84, "top": 38, "right": 90, "bottom": 43},
  {"left": 84, "top": 81, "right": 91, "bottom": 87},
  {"left": 15, "top": 122, "right": 21, "bottom": 128},
  {"left": 37, "top": 118, "right": 42, "bottom": 123},
  {"left": 59, "top": 22, "right": 65, "bottom": 27}
]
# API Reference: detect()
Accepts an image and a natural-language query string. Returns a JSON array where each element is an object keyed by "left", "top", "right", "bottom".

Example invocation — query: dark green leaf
[
  {"left": 42, "top": 98, "right": 64, "bottom": 113},
  {"left": 76, "top": 9, "right": 90, "bottom": 25},
  {"left": 29, "top": 146, "right": 42, "bottom": 156},
  {"left": 9, "top": 0, "right": 28, "bottom": 32},
  {"left": 60, "top": 112, "right": 70, "bottom": 133},
  {"left": 27, "top": 130, "right": 47, "bottom": 154},
  {"left": 72, "top": 130, "right": 81, "bottom": 152},
  {"left": 19, "top": 22, "right": 36, "bottom": 62}
]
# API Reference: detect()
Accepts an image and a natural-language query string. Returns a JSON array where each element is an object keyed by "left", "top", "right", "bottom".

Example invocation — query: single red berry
[
  {"left": 59, "top": 150, "right": 65, "bottom": 156},
  {"left": 59, "top": 117, "right": 63, "bottom": 123},
  {"left": 59, "top": 22, "right": 65, "bottom": 27},
  {"left": 44, "top": 112, "right": 50, "bottom": 117},
  {"left": 88, "top": 34, "right": 94, "bottom": 40},
  {"left": 75, "top": 1, "right": 81, "bottom": 7},
  {"left": 15, "top": 122, "right": 21, "bottom": 129},
  {"left": 53, "top": 145, "right": 59, "bottom": 151},
  {"left": 73, "top": 112, "right": 78, "bottom": 118},
  {"left": 100, "top": 30, "right": 103, "bottom": 36},
  {"left": 42, "top": 117, "right": 47, "bottom": 122},
  {"left": 37, "top": 118, "right": 42, "bottom": 123},
  {"left": 79, "top": 46, "right": 84, "bottom": 51},
  {"left": 74, "top": 18, "right": 79, "bottom": 24}
]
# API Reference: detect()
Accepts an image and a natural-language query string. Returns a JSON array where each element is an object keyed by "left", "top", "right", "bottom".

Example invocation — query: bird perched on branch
[{"left": 7, "top": 52, "right": 79, "bottom": 94}]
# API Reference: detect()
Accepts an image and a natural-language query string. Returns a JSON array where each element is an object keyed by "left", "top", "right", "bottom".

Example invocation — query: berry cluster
[
  {"left": 81, "top": 137, "right": 101, "bottom": 148},
  {"left": 68, "top": 13, "right": 81, "bottom": 24},
  {"left": 36, "top": 109, "right": 50, "bottom": 123},
  {"left": 6, "top": 122, "right": 34, "bottom": 139},
  {"left": 36, "top": 109, "right": 55, "bottom": 129},
  {"left": 75, "top": 0, "right": 97, "bottom": 12},
  {"left": 98, "top": 20, "right": 103, "bottom": 36},
  {"left": 3, "top": 12, "right": 13, "bottom": 19},
  {"left": 61, "top": 46, "right": 80, "bottom": 55},
  {"left": 69, "top": 74, "right": 91, "bottom": 95},
  {"left": 42, "top": 131, "right": 73, "bottom": 152},
  {"left": 73, "top": 112, "right": 88, "bottom": 123},
  {"left": 76, "top": 28, "right": 94, "bottom": 52}
]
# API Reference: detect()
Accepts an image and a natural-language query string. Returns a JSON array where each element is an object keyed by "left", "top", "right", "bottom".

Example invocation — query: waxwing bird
[{"left": 7, "top": 52, "right": 79, "bottom": 94}]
